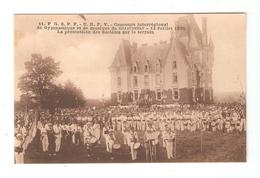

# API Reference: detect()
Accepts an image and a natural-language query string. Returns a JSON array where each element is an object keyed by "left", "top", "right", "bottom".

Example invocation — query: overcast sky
[{"left": 14, "top": 14, "right": 245, "bottom": 100}]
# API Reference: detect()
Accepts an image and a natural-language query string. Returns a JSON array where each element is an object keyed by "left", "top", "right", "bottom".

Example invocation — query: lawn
[{"left": 24, "top": 130, "right": 246, "bottom": 163}]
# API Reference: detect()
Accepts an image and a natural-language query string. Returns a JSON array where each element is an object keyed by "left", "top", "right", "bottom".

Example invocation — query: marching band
[{"left": 14, "top": 103, "right": 246, "bottom": 162}]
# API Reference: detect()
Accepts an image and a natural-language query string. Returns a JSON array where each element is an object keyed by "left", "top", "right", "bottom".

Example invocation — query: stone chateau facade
[{"left": 109, "top": 15, "right": 214, "bottom": 105}]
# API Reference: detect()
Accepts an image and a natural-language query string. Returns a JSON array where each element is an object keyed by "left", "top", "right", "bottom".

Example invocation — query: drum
[
  {"left": 90, "top": 137, "right": 97, "bottom": 144},
  {"left": 152, "top": 139, "right": 159, "bottom": 146},
  {"left": 113, "top": 143, "right": 121, "bottom": 150},
  {"left": 133, "top": 142, "right": 141, "bottom": 149}
]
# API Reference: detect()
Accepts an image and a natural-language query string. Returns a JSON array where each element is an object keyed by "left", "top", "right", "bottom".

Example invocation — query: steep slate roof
[
  {"left": 110, "top": 39, "right": 132, "bottom": 69},
  {"left": 188, "top": 15, "right": 203, "bottom": 47},
  {"left": 175, "top": 15, "right": 203, "bottom": 48},
  {"left": 131, "top": 42, "right": 169, "bottom": 73},
  {"left": 110, "top": 15, "right": 209, "bottom": 73},
  {"left": 175, "top": 39, "right": 191, "bottom": 67}
]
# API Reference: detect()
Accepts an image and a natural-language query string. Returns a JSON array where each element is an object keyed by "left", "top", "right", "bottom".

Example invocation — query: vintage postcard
[{"left": 14, "top": 13, "right": 246, "bottom": 163}]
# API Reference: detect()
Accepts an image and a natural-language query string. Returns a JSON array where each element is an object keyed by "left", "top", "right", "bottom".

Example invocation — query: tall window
[
  {"left": 173, "top": 88, "right": 179, "bottom": 100},
  {"left": 156, "top": 62, "right": 160, "bottom": 73},
  {"left": 117, "top": 76, "right": 121, "bottom": 88},
  {"left": 145, "top": 65, "right": 148, "bottom": 73},
  {"left": 172, "top": 60, "right": 177, "bottom": 69},
  {"left": 156, "top": 74, "right": 161, "bottom": 85},
  {"left": 133, "top": 66, "right": 137, "bottom": 73},
  {"left": 173, "top": 72, "right": 178, "bottom": 84},
  {"left": 157, "top": 89, "right": 162, "bottom": 100},
  {"left": 144, "top": 75, "right": 149, "bottom": 87},
  {"left": 134, "top": 90, "right": 138, "bottom": 100},
  {"left": 133, "top": 76, "right": 138, "bottom": 87}
]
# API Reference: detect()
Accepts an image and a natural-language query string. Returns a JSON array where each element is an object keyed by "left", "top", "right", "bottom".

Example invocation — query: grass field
[{"left": 24, "top": 130, "right": 246, "bottom": 163}]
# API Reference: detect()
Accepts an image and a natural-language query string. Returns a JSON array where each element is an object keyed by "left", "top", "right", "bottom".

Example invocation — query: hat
[
  {"left": 16, "top": 133, "right": 22, "bottom": 138},
  {"left": 87, "top": 121, "right": 93, "bottom": 125}
]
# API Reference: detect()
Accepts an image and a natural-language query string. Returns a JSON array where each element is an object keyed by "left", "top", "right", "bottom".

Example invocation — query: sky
[{"left": 14, "top": 14, "right": 245, "bottom": 100}]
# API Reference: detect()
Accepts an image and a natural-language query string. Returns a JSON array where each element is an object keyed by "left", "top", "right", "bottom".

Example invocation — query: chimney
[{"left": 202, "top": 17, "right": 208, "bottom": 46}]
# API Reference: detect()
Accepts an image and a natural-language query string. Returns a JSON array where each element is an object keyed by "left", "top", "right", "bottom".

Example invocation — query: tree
[
  {"left": 40, "top": 81, "right": 86, "bottom": 109},
  {"left": 18, "top": 54, "right": 62, "bottom": 108},
  {"left": 60, "top": 80, "right": 86, "bottom": 108}
]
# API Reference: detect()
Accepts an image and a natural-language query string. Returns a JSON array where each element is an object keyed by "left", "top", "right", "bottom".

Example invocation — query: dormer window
[
  {"left": 133, "top": 66, "right": 137, "bottom": 73},
  {"left": 145, "top": 65, "right": 148, "bottom": 72}
]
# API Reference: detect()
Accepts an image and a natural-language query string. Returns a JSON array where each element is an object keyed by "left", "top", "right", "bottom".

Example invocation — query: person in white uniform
[
  {"left": 103, "top": 125, "right": 116, "bottom": 153},
  {"left": 14, "top": 134, "right": 24, "bottom": 164},
  {"left": 53, "top": 122, "right": 62, "bottom": 153},
  {"left": 93, "top": 119, "right": 101, "bottom": 143},
  {"left": 127, "top": 127, "right": 139, "bottom": 161},
  {"left": 121, "top": 121, "right": 128, "bottom": 145},
  {"left": 41, "top": 123, "right": 49, "bottom": 153},
  {"left": 162, "top": 124, "right": 176, "bottom": 159}
]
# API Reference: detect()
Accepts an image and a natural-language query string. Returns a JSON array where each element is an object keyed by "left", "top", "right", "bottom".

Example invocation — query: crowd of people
[
  {"left": 14, "top": 103, "right": 246, "bottom": 163},
  {"left": 14, "top": 111, "right": 37, "bottom": 163}
]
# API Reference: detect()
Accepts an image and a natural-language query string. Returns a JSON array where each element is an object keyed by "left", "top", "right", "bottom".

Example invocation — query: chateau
[{"left": 109, "top": 15, "right": 214, "bottom": 105}]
